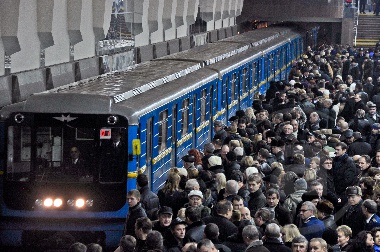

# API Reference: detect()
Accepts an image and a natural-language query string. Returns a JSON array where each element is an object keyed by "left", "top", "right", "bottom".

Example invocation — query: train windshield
[{"left": 6, "top": 125, "right": 127, "bottom": 183}]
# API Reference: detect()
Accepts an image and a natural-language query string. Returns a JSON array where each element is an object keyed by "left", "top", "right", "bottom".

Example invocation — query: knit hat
[
  {"left": 294, "top": 178, "right": 307, "bottom": 191},
  {"left": 208, "top": 156, "right": 222, "bottom": 167},
  {"left": 188, "top": 190, "right": 203, "bottom": 199}
]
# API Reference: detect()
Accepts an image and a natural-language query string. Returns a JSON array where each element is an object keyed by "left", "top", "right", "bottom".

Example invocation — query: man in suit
[
  {"left": 64, "top": 146, "right": 88, "bottom": 177},
  {"left": 362, "top": 199, "right": 380, "bottom": 231}
]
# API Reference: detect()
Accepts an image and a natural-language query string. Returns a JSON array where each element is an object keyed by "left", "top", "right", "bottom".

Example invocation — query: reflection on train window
[
  {"left": 181, "top": 99, "right": 189, "bottom": 137},
  {"left": 270, "top": 54, "right": 274, "bottom": 75},
  {"left": 158, "top": 110, "right": 168, "bottom": 153},
  {"left": 146, "top": 118, "right": 153, "bottom": 166},
  {"left": 231, "top": 73, "right": 236, "bottom": 100},
  {"left": 223, "top": 77, "right": 228, "bottom": 108},
  {"left": 252, "top": 63, "right": 257, "bottom": 87},
  {"left": 201, "top": 89, "right": 207, "bottom": 123},
  {"left": 242, "top": 68, "right": 247, "bottom": 93},
  {"left": 6, "top": 125, "right": 126, "bottom": 183}
]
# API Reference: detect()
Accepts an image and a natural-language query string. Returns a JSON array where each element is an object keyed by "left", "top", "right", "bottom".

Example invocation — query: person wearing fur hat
[
  {"left": 270, "top": 139, "right": 285, "bottom": 164},
  {"left": 339, "top": 186, "right": 365, "bottom": 237},
  {"left": 316, "top": 200, "right": 337, "bottom": 231}
]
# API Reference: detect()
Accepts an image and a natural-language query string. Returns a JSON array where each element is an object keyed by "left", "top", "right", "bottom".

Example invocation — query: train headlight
[
  {"left": 86, "top": 199, "right": 93, "bottom": 207},
  {"left": 107, "top": 115, "right": 118, "bottom": 125},
  {"left": 75, "top": 199, "right": 85, "bottom": 208},
  {"left": 14, "top": 113, "right": 25, "bottom": 123},
  {"left": 54, "top": 198, "right": 63, "bottom": 207},
  {"left": 44, "top": 198, "right": 53, "bottom": 207}
]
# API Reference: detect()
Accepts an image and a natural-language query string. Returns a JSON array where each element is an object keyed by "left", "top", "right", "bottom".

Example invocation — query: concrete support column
[
  {"left": 74, "top": 0, "right": 95, "bottom": 60},
  {"left": 150, "top": 0, "right": 164, "bottom": 44},
  {"left": 222, "top": 0, "right": 230, "bottom": 28},
  {"left": 215, "top": 0, "right": 223, "bottom": 29},
  {"left": 163, "top": 0, "right": 177, "bottom": 41},
  {"left": 0, "top": 0, "right": 21, "bottom": 74},
  {"left": 186, "top": 0, "right": 199, "bottom": 32},
  {"left": 45, "top": 0, "right": 70, "bottom": 66},
  {"left": 176, "top": 0, "right": 188, "bottom": 38},
  {"left": 229, "top": 0, "right": 237, "bottom": 26},
  {"left": 37, "top": 0, "right": 54, "bottom": 67},
  {"left": 67, "top": 0, "right": 83, "bottom": 61},
  {"left": 0, "top": 26, "right": 4, "bottom": 76},
  {"left": 125, "top": 0, "right": 149, "bottom": 46},
  {"left": 200, "top": 0, "right": 216, "bottom": 32},
  {"left": 341, "top": 18, "right": 354, "bottom": 45},
  {"left": 92, "top": 0, "right": 113, "bottom": 42},
  {"left": 11, "top": 0, "right": 41, "bottom": 73}
]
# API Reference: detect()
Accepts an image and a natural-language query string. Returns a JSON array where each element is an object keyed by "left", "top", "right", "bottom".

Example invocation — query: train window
[
  {"left": 231, "top": 73, "right": 236, "bottom": 100},
  {"left": 252, "top": 63, "right": 256, "bottom": 87},
  {"left": 223, "top": 77, "right": 228, "bottom": 108},
  {"left": 277, "top": 50, "right": 281, "bottom": 69},
  {"left": 158, "top": 110, "right": 168, "bottom": 153},
  {"left": 242, "top": 68, "right": 247, "bottom": 93},
  {"left": 201, "top": 89, "right": 207, "bottom": 123},
  {"left": 181, "top": 98, "right": 189, "bottom": 137},
  {"left": 270, "top": 54, "right": 274, "bottom": 74},
  {"left": 146, "top": 118, "right": 153, "bottom": 166},
  {"left": 171, "top": 105, "right": 177, "bottom": 166}
]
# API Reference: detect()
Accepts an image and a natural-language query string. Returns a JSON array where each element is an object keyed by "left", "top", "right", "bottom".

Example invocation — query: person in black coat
[
  {"left": 263, "top": 223, "right": 291, "bottom": 252},
  {"left": 124, "top": 190, "right": 147, "bottom": 237},
  {"left": 202, "top": 200, "right": 238, "bottom": 242},
  {"left": 265, "top": 188, "right": 292, "bottom": 227},
  {"left": 332, "top": 143, "right": 359, "bottom": 203},
  {"left": 247, "top": 174, "right": 266, "bottom": 217},
  {"left": 137, "top": 174, "right": 160, "bottom": 220},
  {"left": 223, "top": 220, "right": 251, "bottom": 252},
  {"left": 317, "top": 156, "right": 339, "bottom": 206},
  {"left": 184, "top": 206, "right": 205, "bottom": 243}
]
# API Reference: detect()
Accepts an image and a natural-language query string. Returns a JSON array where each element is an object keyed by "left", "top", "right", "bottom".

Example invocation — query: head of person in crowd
[
  {"left": 207, "top": 155, "right": 222, "bottom": 170},
  {"left": 215, "top": 200, "right": 233, "bottom": 220},
  {"left": 361, "top": 199, "right": 378, "bottom": 219},
  {"left": 182, "top": 242, "right": 197, "bottom": 252},
  {"left": 350, "top": 231, "right": 374, "bottom": 251},
  {"left": 247, "top": 174, "right": 262, "bottom": 194},
  {"left": 185, "top": 206, "right": 202, "bottom": 225},
  {"left": 127, "top": 189, "right": 141, "bottom": 208},
  {"left": 294, "top": 178, "right": 308, "bottom": 192},
  {"left": 302, "top": 190, "right": 320, "bottom": 206},
  {"left": 215, "top": 173, "right": 226, "bottom": 194},
  {"left": 309, "top": 181, "right": 323, "bottom": 198},
  {"left": 320, "top": 156, "right": 333, "bottom": 171},
  {"left": 336, "top": 225, "right": 352, "bottom": 249},
  {"left": 170, "top": 217, "right": 187, "bottom": 241},
  {"left": 316, "top": 200, "right": 334, "bottom": 220},
  {"left": 256, "top": 109, "right": 269, "bottom": 121},
  {"left": 358, "top": 155, "right": 371, "bottom": 172},
  {"left": 197, "top": 239, "right": 218, "bottom": 252},
  {"left": 254, "top": 207, "right": 271, "bottom": 227},
  {"left": 240, "top": 207, "right": 253, "bottom": 222},
  {"left": 271, "top": 139, "right": 285, "bottom": 155},
  {"left": 225, "top": 179, "right": 239, "bottom": 197},
  {"left": 265, "top": 223, "right": 281, "bottom": 239},
  {"left": 229, "top": 116, "right": 239, "bottom": 127},
  {"left": 182, "top": 155, "right": 195, "bottom": 169},
  {"left": 309, "top": 238, "right": 328, "bottom": 252},
  {"left": 242, "top": 225, "right": 260, "bottom": 246},
  {"left": 146, "top": 230, "right": 164, "bottom": 251},
  {"left": 117, "top": 235, "right": 136, "bottom": 252},
  {"left": 135, "top": 217, "right": 152, "bottom": 241},
  {"left": 346, "top": 186, "right": 362, "bottom": 206},
  {"left": 220, "top": 144, "right": 229, "bottom": 161},
  {"left": 188, "top": 190, "right": 203, "bottom": 207},
  {"left": 266, "top": 188, "right": 280, "bottom": 208},
  {"left": 281, "top": 224, "right": 301, "bottom": 245},
  {"left": 291, "top": 235, "right": 308, "bottom": 252},
  {"left": 86, "top": 243, "right": 102, "bottom": 252},
  {"left": 185, "top": 179, "right": 200, "bottom": 191},
  {"left": 232, "top": 195, "right": 245, "bottom": 210},
  {"left": 68, "top": 242, "right": 87, "bottom": 252},
  {"left": 204, "top": 143, "right": 216, "bottom": 156},
  {"left": 371, "top": 227, "right": 380, "bottom": 250},
  {"left": 203, "top": 223, "right": 219, "bottom": 241},
  {"left": 334, "top": 142, "right": 348, "bottom": 157},
  {"left": 309, "top": 157, "right": 320, "bottom": 171},
  {"left": 158, "top": 206, "right": 173, "bottom": 228},
  {"left": 299, "top": 201, "right": 317, "bottom": 222},
  {"left": 282, "top": 123, "right": 294, "bottom": 136},
  {"left": 213, "top": 120, "right": 224, "bottom": 133}
]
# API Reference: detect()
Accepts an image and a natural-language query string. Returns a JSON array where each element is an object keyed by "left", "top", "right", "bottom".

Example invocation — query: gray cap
[
  {"left": 214, "top": 120, "right": 223, "bottom": 127},
  {"left": 294, "top": 178, "right": 307, "bottom": 191}
]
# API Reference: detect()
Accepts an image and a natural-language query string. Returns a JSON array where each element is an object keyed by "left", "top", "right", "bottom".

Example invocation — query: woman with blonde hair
[
  {"left": 281, "top": 224, "right": 301, "bottom": 248},
  {"left": 157, "top": 168, "right": 187, "bottom": 217}
]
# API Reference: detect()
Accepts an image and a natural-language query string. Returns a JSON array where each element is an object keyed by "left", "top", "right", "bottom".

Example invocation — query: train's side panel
[{"left": 238, "top": 63, "right": 251, "bottom": 111}]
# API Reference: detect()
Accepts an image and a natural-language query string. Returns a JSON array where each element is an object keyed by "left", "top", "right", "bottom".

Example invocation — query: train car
[{"left": 0, "top": 24, "right": 317, "bottom": 250}]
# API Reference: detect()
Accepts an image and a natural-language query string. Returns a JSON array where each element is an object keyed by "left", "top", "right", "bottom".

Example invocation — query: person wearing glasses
[{"left": 298, "top": 201, "right": 325, "bottom": 241}]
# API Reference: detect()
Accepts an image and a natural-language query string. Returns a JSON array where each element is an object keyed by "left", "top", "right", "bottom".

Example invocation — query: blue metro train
[{"left": 0, "top": 24, "right": 318, "bottom": 249}]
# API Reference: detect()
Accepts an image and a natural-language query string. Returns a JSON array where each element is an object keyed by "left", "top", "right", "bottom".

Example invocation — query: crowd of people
[{"left": 69, "top": 44, "right": 380, "bottom": 252}]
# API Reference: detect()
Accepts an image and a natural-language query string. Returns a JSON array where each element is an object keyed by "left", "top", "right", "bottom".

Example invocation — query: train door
[
  {"left": 250, "top": 61, "right": 258, "bottom": 104},
  {"left": 240, "top": 65, "right": 250, "bottom": 111},
  {"left": 228, "top": 71, "right": 239, "bottom": 120},
  {"left": 220, "top": 76, "right": 229, "bottom": 125},
  {"left": 194, "top": 88, "right": 211, "bottom": 150},
  {"left": 144, "top": 117, "right": 154, "bottom": 190},
  {"left": 170, "top": 104, "right": 177, "bottom": 167},
  {"left": 281, "top": 46, "right": 287, "bottom": 80},
  {"left": 176, "top": 97, "right": 192, "bottom": 167},
  {"left": 275, "top": 49, "right": 281, "bottom": 81},
  {"left": 259, "top": 57, "right": 266, "bottom": 94}
]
